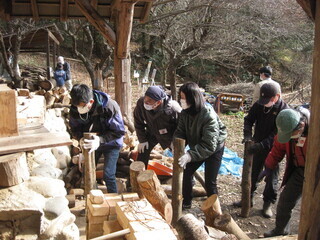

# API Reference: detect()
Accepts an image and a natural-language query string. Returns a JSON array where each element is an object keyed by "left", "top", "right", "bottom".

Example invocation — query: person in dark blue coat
[
  {"left": 69, "top": 84, "right": 125, "bottom": 193},
  {"left": 54, "top": 63, "right": 66, "bottom": 87}
]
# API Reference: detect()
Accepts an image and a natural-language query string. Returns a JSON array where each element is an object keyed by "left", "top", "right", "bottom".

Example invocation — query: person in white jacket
[{"left": 252, "top": 66, "right": 281, "bottom": 105}]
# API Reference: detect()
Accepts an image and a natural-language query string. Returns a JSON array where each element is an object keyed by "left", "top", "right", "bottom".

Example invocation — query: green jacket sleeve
[{"left": 189, "top": 111, "right": 221, "bottom": 161}]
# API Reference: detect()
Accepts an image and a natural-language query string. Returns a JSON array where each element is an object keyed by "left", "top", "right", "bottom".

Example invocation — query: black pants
[
  {"left": 251, "top": 147, "right": 279, "bottom": 203},
  {"left": 274, "top": 167, "right": 304, "bottom": 233},
  {"left": 182, "top": 146, "right": 224, "bottom": 205}
]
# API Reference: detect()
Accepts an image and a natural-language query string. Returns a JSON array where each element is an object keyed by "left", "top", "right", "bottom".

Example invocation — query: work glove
[
  {"left": 257, "top": 167, "right": 272, "bottom": 182},
  {"left": 178, "top": 152, "right": 192, "bottom": 169},
  {"left": 247, "top": 143, "right": 263, "bottom": 154},
  {"left": 72, "top": 153, "right": 85, "bottom": 172},
  {"left": 168, "top": 100, "right": 182, "bottom": 113},
  {"left": 138, "top": 142, "right": 149, "bottom": 153},
  {"left": 83, "top": 135, "right": 100, "bottom": 153}
]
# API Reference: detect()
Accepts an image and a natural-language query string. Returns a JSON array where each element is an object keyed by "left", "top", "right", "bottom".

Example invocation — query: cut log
[
  {"left": 137, "top": 170, "right": 173, "bottom": 224},
  {"left": 129, "top": 161, "right": 145, "bottom": 198},
  {"left": 39, "top": 79, "right": 56, "bottom": 91},
  {"left": 175, "top": 213, "right": 210, "bottom": 240},
  {"left": 0, "top": 86, "right": 18, "bottom": 138},
  {"left": 66, "top": 194, "right": 76, "bottom": 208},
  {"left": 213, "top": 213, "right": 250, "bottom": 240},
  {"left": 201, "top": 194, "right": 222, "bottom": 227},
  {"left": 83, "top": 133, "right": 97, "bottom": 196},
  {"left": 17, "top": 88, "right": 30, "bottom": 97},
  {"left": 171, "top": 137, "right": 185, "bottom": 226},
  {"left": 241, "top": 141, "right": 254, "bottom": 217},
  {"left": 0, "top": 152, "right": 29, "bottom": 187},
  {"left": 162, "top": 185, "right": 207, "bottom": 197}
]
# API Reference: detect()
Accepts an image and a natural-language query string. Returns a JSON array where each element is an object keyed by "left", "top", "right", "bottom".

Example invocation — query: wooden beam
[
  {"left": 74, "top": 0, "right": 116, "bottom": 47},
  {"left": 48, "top": 30, "right": 60, "bottom": 45},
  {"left": 298, "top": 1, "right": 320, "bottom": 239},
  {"left": 140, "top": 2, "right": 153, "bottom": 23},
  {"left": 30, "top": 0, "right": 39, "bottom": 21},
  {"left": 91, "top": 0, "right": 98, "bottom": 10},
  {"left": 60, "top": 0, "right": 68, "bottom": 21},
  {"left": 116, "top": 2, "right": 135, "bottom": 59}
]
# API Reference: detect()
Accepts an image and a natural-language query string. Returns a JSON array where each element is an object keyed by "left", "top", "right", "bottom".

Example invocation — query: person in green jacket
[{"left": 174, "top": 82, "right": 227, "bottom": 209}]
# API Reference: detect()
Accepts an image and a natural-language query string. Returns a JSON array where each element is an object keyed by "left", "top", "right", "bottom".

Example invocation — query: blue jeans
[{"left": 95, "top": 147, "right": 121, "bottom": 193}]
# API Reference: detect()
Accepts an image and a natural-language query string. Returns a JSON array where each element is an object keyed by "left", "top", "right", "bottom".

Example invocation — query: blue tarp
[{"left": 164, "top": 146, "right": 243, "bottom": 177}]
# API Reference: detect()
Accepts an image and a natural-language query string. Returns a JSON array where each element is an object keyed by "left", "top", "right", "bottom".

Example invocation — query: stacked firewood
[{"left": 34, "top": 86, "right": 71, "bottom": 108}]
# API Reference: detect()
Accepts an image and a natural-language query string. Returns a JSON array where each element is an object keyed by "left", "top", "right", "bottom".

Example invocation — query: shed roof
[{"left": 0, "top": 0, "right": 153, "bottom": 22}]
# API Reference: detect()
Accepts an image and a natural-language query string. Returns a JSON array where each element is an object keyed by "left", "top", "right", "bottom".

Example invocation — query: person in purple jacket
[{"left": 69, "top": 84, "right": 125, "bottom": 193}]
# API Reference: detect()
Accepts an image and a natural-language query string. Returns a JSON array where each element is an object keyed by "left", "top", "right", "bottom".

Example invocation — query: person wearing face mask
[
  {"left": 252, "top": 66, "right": 281, "bottom": 105},
  {"left": 133, "top": 86, "right": 182, "bottom": 167},
  {"left": 174, "top": 82, "right": 227, "bottom": 210},
  {"left": 69, "top": 84, "right": 125, "bottom": 193},
  {"left": 261, "top": 108, "right": 309, "bottom": 237},
  {"left": 233, "top": 83, "right": 289, "bottom": 218}
]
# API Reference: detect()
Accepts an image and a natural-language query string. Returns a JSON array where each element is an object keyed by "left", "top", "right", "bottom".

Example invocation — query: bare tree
[{"left": 61, "top": 20, "right": 112, "bottom": 89}]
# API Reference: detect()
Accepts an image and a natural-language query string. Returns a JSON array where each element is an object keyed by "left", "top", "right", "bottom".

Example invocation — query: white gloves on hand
[
  {"left": 138, "top": 142, "right": 149, "bottom": 153},
  {"left": 168, "top": 100, "right": 182, "bottom": 113},
  {"left": 178, "top": 152, "right": 191, "bottom": 169},
  {"left": 83, "top": 135, "right": 100, "bottom": 153}
]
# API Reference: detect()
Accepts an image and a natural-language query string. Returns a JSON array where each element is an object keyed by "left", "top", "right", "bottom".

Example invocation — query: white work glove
[
  {"left": 72, "top": 154, "right": 85, "bottom": 172},
  {"left": 168, "top": 100, "right": 182, "bottom": 113},
  {"left": 83, "top": 135, "right": 100, "bottom": 153},
  {"left": 138, "top": 142, "right": 149, "bottom": 153},
  {"left": 178, "top": 152, "right": 192, "bottom": 169}
]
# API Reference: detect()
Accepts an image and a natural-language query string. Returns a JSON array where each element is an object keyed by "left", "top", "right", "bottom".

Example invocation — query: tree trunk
[
  {"left": 171, "top": 137, "right": 185, "bottom": 226},
  {"left": 201, "top": 194, "right": 222, "bottom": 227},
  {"left": 168, "top": 62, "right": 177, "bottom": 100},
  {"left": 175, "top": 213, "right": 210, "bottom": 240},
  {"left": 137, "top": 170, "right": 172, "bottom": 224},
  {"left": 241, "top": 141, "right": 254, "bottom": 218},
  {"left": 129, "top": 161, "right": 145, "bottom": 198},
  {"left": 213, "top": 213, "right": 250, "bottom": 240}
]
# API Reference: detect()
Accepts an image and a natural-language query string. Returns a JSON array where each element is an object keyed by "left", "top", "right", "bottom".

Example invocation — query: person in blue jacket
[
  {"left": 54, "top": 63, "right": 66, "bottom": 87},
  {"left": 69, "top": 84, "right": 125, "bottom": 193}
]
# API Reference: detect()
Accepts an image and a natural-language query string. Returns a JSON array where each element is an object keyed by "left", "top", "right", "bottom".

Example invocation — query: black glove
[
  {"left": 257, "top": 167, "right": 272, "bottom": 182},
  {"left": 247, "top": 143, "right": 263, "bottom": 154}
]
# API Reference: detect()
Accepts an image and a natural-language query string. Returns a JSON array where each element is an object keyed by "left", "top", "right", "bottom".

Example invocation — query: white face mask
[
  {"left": 78, "top": 104, "right": 91, "bottom": 114},
  {"left": 291, "top": 133, "right": 301, "bottom": 139},
  {"left": 180, "top": 99, "right": 190, "bottom": 110},
  {"left": 144, "top": 103, "right": 154, "bottom": 111}
]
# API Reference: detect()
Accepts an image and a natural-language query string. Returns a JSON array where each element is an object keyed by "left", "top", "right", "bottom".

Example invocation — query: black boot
[{"left": 264, "top": 229, "right": 289, "bottom": 237}]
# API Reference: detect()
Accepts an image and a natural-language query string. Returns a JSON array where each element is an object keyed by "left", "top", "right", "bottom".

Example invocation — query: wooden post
[
  {"left": 241, "top": 140, "right": 254, "bottom": 218},
  {"left": 129, "top": 161, "right": 145, "bottom": 198},
  {"left": 46, "top": 32, "right": 50, "bottom": 80},
  {"left": 213, "top": 213, "right": 250, "bottom": 240},
  {"left": 171, "top": 137, "right": 185, "bottom": 226},
  {"left": 298, "top": 1, "right": 320, "bottom": 239},
  {"left": 83, "top": 132, "right": 97, "bottom": 196},
  {"left": 53, "top": 42, "right": 56, "bottom": 69},
  {"left": 137, "top": 170, "right": 173, "bottom": 224},
  {"left": 114, "top": 54, "right": 132, "bottom": 121}
]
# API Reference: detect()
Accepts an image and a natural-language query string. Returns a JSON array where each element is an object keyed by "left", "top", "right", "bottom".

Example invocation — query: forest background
[{"left": 0, "top": 0, "right": 315, "bottom": 98}]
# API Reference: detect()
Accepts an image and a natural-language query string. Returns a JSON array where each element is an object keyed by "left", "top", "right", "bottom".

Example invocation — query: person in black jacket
[
  {"left": 69, "top": 84, "right": 125, "bottom": 193},
  {"left": 234, "top": 83, "right": 289, "bottom": 218},
  {"left": 134, "top": 86, "right": 181, "bottom": 167}
]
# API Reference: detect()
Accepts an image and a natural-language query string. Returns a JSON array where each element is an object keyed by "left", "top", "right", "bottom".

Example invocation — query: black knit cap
[
  {"left": 145, "top": 86, "right": 166, "bottom": 101},
  {"left": 259, "top": 66, "right": 272, "bottom": 77}
]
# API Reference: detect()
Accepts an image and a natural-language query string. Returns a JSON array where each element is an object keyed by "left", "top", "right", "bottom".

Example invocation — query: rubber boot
[{"left": 264, "top": 228, "right": 289, "bottom": 237}]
